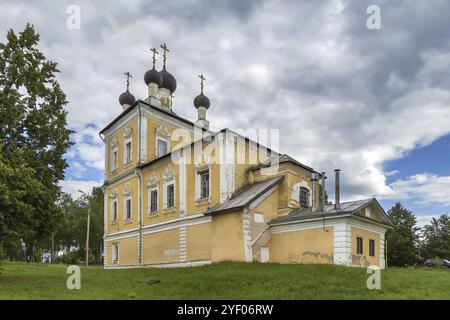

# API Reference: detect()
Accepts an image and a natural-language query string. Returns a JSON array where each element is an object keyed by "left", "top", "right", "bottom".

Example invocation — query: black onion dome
[
  {"left": 144, "top": 67, "right": 163, "bottom": 86},
  {"left": 159, "top": 67, "right": 177, "bottom": 93},
  {"left": 119, "top": 90, "right": 136, "bottom": 106},
  {"left": 193, "top": 93, "right": 210, "bottom": 109}
]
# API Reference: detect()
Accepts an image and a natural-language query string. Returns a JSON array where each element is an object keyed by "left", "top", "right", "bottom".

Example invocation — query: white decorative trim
[
  {"left": 141, "top": 215, "right": 211, "bottom": 235},
  {"left": 179, "top": 226, "right": 187, "bottom": 262},
  {"left": 156, "top": 125, "right": 171, "bottom": 158},
  {"left": 179, "top": 149, "right": 187, "bottom": 217},
  {"left": 105, "top": 260, "right": 211, "bottom": 269},
  {"left": 290, "top": 180, "right": 312, "bottom": 207},
  {"left": 243, "top": 210, "right": 253, "bottom": 262},
  {"left": 333, "top": 221, "right": 352, "bottom": 266},
  {"left": 123, "top": 127, "right": 133, "bottom": 165},
  {"left": 104, "top": 228, "right": 140, "bottom": 241},
  {"left": 219, "top": 131, "right": 236, "bottom": 203},
  {"left": 195, "top": 164, "right": 211, "bottom": 202},
  {"left": 148, "top": 184, "right": 159, "bottom": 214},
  {"left": 140, "top": 114, "right": 147, "bottom": 162}
]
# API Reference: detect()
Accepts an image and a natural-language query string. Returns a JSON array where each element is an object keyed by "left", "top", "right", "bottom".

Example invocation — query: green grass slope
[{"left": 0, "top": 262, "right": 449, "bottom": 300}]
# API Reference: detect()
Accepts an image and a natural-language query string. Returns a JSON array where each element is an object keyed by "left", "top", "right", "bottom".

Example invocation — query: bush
[{"left": 61, "top": 251, "right": 81, "bottom": 265}]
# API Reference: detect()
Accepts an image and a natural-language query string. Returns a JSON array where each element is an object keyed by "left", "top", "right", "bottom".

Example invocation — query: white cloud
[
  {"left": 59, "top": 179, "right": 103, "bottom": 199},
  {"left": 387, "top": 173, "right": 450, "bottom": 207}
]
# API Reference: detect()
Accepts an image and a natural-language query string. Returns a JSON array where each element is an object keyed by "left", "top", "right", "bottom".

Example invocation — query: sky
[{"left": 1, "top": 0, "right": 449, "bottom": 226}]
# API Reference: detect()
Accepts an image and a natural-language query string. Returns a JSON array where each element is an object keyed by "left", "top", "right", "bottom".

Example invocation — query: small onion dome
[
  {"left": 193, "top": 93, "right": 210, "bottom": 109},
  {"left": 159, "top": 67, "right": 177, "bottom": 93},
  {"left": 119, "top": 90, "right": 136, "bottom": 106},
  {"left": 144, "top": 67, "right": 163, "bottom": 86}
]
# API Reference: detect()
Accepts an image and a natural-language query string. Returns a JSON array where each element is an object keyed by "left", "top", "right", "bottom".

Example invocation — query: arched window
[{"left": 299, "top": 187, "right": 309, "bottom": 208}]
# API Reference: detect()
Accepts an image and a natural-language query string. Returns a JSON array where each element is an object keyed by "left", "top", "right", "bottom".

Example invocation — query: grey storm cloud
[{"left": 1, "top": 0, "right": 450, "bottom": 208}]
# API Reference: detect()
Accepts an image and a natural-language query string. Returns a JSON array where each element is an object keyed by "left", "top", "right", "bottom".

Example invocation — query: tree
[
  {"left": 55, "top": 187, "right": 104, "bottom": 265},
  {"left": 0, "top": 24, "right": 73, "bottom": 257},
  {"left": 386, "top": 203, "right": 420, "bottom": 266},
  {"left": 421, "top": 214, "right": 450, "bottom": 260}
]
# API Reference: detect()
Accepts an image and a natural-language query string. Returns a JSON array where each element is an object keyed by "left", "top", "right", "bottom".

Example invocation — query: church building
[{"left": 100, "top": 44, "right": 392, "bottom": 269}]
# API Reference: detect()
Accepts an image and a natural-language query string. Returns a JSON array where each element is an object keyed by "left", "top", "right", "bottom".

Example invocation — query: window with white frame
[
  {"left": 125, "top": 141, "right": 132, "bottom": 164},
  {"left": 111, "top": 198, "right": 118, "bottom": 222},
  {"left": 124, "top": 194, "right": 132, "bottom": 221},
  {"left": 110, "top": 139, "right": 118, "bottom": 172},
  {"left": 149, "top": 186, "right": 158, "bottom": 214},
  {"left": 112, "top": 243, "right": 119, "bottom": 264},
  {"left": 166, "top": 183, "right": 175, "bottom": 208},
  {"left": 123, "top": 127, "right": 132, "bottom": 165},
  {"left": 299, "top": 187, "right": 310, "bottom": 208},
  {"left": 197, "top": 169, "right": 210, "bottom": 200},
  {"left": 157, "top": 139, "right": 168, "bottom": 157}
]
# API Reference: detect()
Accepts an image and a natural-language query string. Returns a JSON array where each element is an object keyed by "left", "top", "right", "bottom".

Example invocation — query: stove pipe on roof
[
  {"left": 311, "top": 173, "right": 318, "bottom": 212},
  {"left": 321, "top": 171, "right": 326, "bottom": 209},
  {"left": 335, "top": 169, "right": 341, "bottom": 210}
]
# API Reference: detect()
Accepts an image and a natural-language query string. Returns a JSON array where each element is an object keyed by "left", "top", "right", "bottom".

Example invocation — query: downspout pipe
[{"left": 137, "top": 104, "right": 143, "bottom": 267}]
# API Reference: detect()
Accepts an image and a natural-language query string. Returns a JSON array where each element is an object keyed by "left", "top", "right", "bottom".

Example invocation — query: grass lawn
[{"left": 0, "top": 261, "right": 449, "bottom": 300}]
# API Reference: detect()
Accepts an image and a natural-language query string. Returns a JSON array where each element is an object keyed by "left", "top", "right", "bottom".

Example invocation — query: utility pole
[
  {"left": 78, "top": 189, "right": 91, "bottom": 268},
  {"left": 85, "top": 206, "right": 90, "bottom": 268}
]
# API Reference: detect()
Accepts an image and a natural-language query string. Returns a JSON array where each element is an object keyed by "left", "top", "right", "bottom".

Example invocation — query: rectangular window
[
  {"left": 369, "top": 239, "right": 375, "bottom": 257},
  {"left": 111, "top": 148, "right": 118, "bottom": 171},
  {"left": 112, "top": 200, "right": 118, "bottom": 222},
  {"left": 125, "top": 198, "right": 132, "bottom": 220},
  {"left": 299, "top": 187, "right": 309, "bottom": 208},
  {"left": 150, "top": 189, "right": 158, "bottom": 213},
  {"left": 157, "top": 139, "right": 168, "bottom": 157},
  {"left": 356, "top": 237, "right": 363, "bottom": 255},
  {"left": 167, "top": 184, "right": 175, "bottom": 208},
  {"left": 112, "top": 243, "right": 119, "bottom": 263},
  {"left": 200, "top": 170, "right": 209, "bottom": 199},
  {"left": 125, "top": 142, "right": 132, "bottom": 164}
]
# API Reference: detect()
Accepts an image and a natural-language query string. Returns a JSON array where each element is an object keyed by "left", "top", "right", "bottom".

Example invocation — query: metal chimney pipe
[
  {"left": 311, "top": 173, "right": 317, "bottom": 212},
  {"left": 334, "top": 169, "right": 340, "bottom": 209},
  {"left": 321, "top": 171, "right": 326, "bottom": 209}
]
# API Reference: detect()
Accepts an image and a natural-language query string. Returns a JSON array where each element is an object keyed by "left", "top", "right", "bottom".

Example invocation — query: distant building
[{"left": 99, "top": 45, "right": 392, "bottom": 269}]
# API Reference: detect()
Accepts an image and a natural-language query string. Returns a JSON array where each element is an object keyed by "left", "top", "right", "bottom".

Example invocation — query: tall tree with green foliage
[
  {"left": 421, "top": 214, "right": 450, "bottom": 260},
  {"left": 0, "top": 24, "right": 72, "bottom": 257},
  {"left": 386, "top": 203, "right": 420, "bottom": 266}
]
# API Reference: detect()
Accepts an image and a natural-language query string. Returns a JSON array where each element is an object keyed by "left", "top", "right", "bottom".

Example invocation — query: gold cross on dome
[
  {"left": 124, "top": 71, "right": 132, "bottom": 91},
  {"left": 160, "top": 42, "right": 170, "bottom": 68},
  {"left": 198, "top": 74, "right": 205, "bottom": 94},
  {"left": 150, "top": 48, "right": 159, "bottom": 68}
]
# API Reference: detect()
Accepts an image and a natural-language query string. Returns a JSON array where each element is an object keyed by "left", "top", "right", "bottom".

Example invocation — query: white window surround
[
  {"left": 163, "top": 179, "right": 176, "bottom": 211},
  {"left": 195, "top": 165, "right": 211, "bottom": 202},
  {"left": 148, "top": 184, "right": 159, "bottom": 215},
  {"left": 123, "top": 127, "right": 132, "bottom": 165},
  {"left": 112, "top": 243, "right": 119, "bottom": 264},
  {"left": 155, "top": 125, "right": 171, "bottom": 158},
  {"left": 110, "top": 138, "right": 118, "bottom": 172},
  {"left": 123, "top": 185, "right": 132, "bottom": 222},
  {"left": 162, "top": 166, "right": 176, "bottom": 212},
  {"left": 290, "top": 181, "right": 312, "bottom": 207},
  {"left": 110, "top": 198, "right": 118, "bottom": 223}
]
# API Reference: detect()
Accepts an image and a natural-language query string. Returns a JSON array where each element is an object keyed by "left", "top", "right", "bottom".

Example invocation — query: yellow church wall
[
  {"left": 351, "top": 226, "right": 380, "bottom": 267},
  {"left": 141, "top": 158, "right": 181, "bottom": 226},
  {"left": 142, "top": 228, "right": 179, "bottom": 265},
  {"left": 185, "top": 162, "right": 221, "bottom": 215},
  {"left": 234, "top": 141, "right": 270, "bottom": 192},
  {"left": 268, "top": 227, "right": 334, "bottom": 264},
  {"left": 211, "top": 211, "right": 245, "bottom": 262},
  {"left": 105, "top": 176, "right": 139, "bottom": 234},
  {"left": 186, "top": 223, "right": 212, "bottom": 261},
  {"left": 251, "top": 188, "right": 279, "bottom": 222},
  {"left": 105, "top": 236, "right": 138, "bottom": 267},
  {"left": 147, "top": 117, "right": 194, "bottom": 163},
  {"left": 106, "top": 117, "right": 139, "bottom": 181}
]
